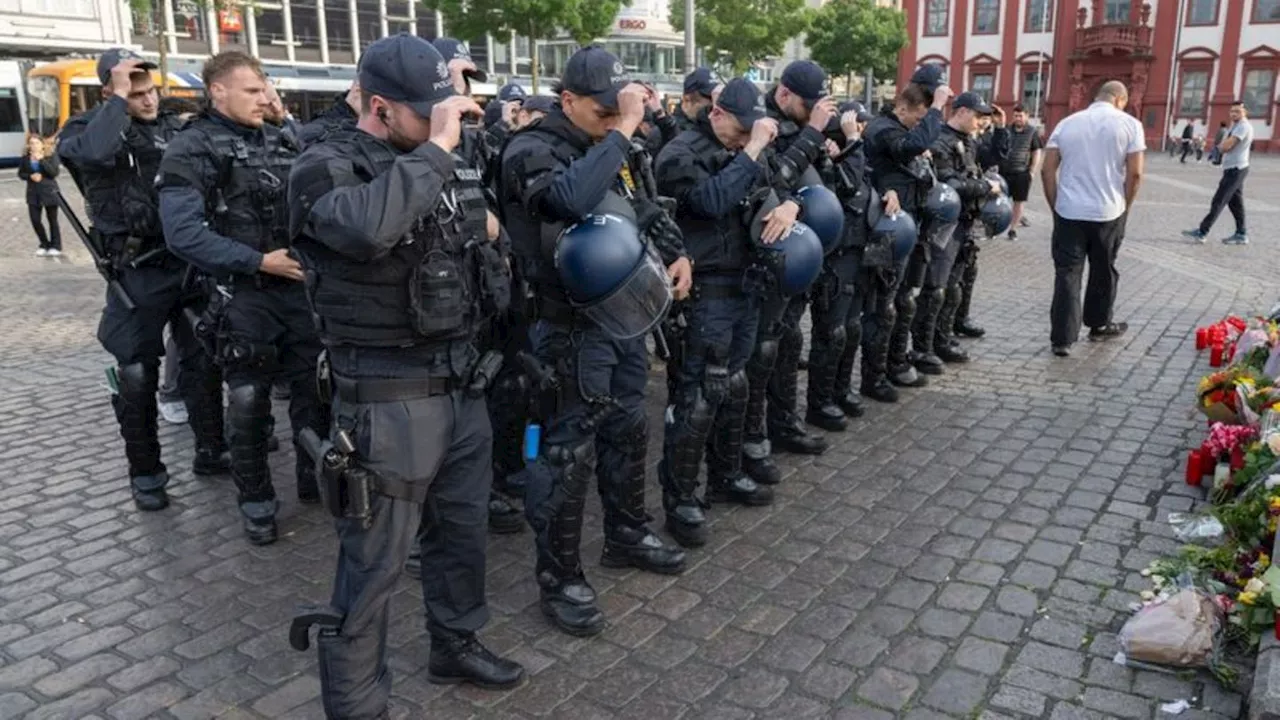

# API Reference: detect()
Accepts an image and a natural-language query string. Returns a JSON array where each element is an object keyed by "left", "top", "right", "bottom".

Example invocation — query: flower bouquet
[{"left": 1198, "top": 367, "right": 1272, "bottom": 424}]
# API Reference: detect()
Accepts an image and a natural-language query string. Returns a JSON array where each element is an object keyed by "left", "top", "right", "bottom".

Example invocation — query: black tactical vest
[
  {"left": 186, "top": 115, "right": 295, "bottom": 255},
  {"left": 301, "top": 130, "right": 509, "bottom": 348},
  {"left": 663, "top": 125, "right": 751, "bottom": 274},
  {"left": 499, "top": 115, "right": 589, "bottom": 302},
  {"left": 70, "top": 109, "right": 182, "bottom": 240}
]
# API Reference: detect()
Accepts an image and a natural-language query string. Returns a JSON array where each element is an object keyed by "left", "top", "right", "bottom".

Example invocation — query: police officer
[
  {"left": 296, "top": 82, "right": 359, "bottom": 149},
  {"left": 286, "top": 35, "right": 524, "bottom": 715},
  {"left": 654, "top": 78, "right": 781, "bottom": 547},
  {"left": 930, "top": 94, "right": 1008, "bottom": 363},
  {"left": 864, "top": 68, "right": 952, "bottom": 393},
  {"left": 913, "top": 92, "right": 1000, "bottom": 367},
  {"left": 158, "top": 51, "right": 327, "bottom": 545},
  {"left": 675, "top": 67, "right": 720, "bottom": 132},
  {"left": 807, "top": 101, "right": 902, "bottom": 421},
  {"left": 483, "top": 81, "right": 526, "bottom": 139},
  {"left": 500, "top": 45, "right": 692, "bottom": 636},
  {"left": 750, "top": 60, "right": 836, "bottom": 477},
  {"left": 58, "top": 48, "right": 228, "bottom": 511}
]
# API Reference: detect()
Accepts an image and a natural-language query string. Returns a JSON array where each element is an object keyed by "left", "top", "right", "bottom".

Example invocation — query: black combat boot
[
  {"left": 659, "top": 459, "right": 708, "bottom": 548},
  {"left": 539, "top": 572, "right": 605, "bottom": 637},
  {"left": 240, "top": 498, "right": 279, "bottom": 546},
  {"left": 805, "top": 403, "right": 847, "bottom": 432},
  {"left": 427, "top": 634, "right": 525, "bottom": 689},
  {"left": 708, "top": 474, "right": 774, "bottom": 507},
  {"left": 488, "top": 493, "right": 524, "bottom": 534},
  {"left": 601, "top": 524, "right": 687, "bottom": 573},
  {"left": 771, "top": 419, "right": 830, "bottom": 455},
  {"left": 836, "top": 391, "right": 865, "bottom": 418}
]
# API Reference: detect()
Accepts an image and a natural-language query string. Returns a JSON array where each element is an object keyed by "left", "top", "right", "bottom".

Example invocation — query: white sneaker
[
  {"left": 47, "top": 249, "right": 62, "bottom": 257},
  {"left": 158, "top": 400, "right": 188, "bottom": 424},
  {"left": 35, "top": 248, "right": 48, "bottom": 256}
]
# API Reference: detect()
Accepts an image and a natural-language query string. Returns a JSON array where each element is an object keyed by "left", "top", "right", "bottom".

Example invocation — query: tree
[
  {"left": 670, "top": 0, "right": 813, "bottom": 75},
  {"left": 423, "top": 0, "right": 623, "bottom": 91},
  {"left": 806, "top": 0, "right": 908, "bottom": 97},
  {"left": 128, "top": 0, "right": 242, "bottom": 96}
]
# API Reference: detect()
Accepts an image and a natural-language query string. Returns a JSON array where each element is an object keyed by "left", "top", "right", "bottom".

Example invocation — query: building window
[
  {"left": 1022, "top": 70, "right": 1046, "bottom": 116},
  {"left": 973, "top": 0, "right": 999, "bottom": 33},
  {"left": 1242, "top": 68, "right": 1275, "bottom": 117},
  {"left": 1177, "top": 69, "right": 1209, "bottom": 116},
  {"left": 1186, "top": 0, "right": 1219, "bottom": 24},
  {"left": 1025, "top": 0, "right": 1053, "bottom": 31},
  {"left": 1103, "top": 0, "right": 1130, "bottom": 22},
  {"left": 1254, "top": 0, "right": 1280, "bottom": 21},
  {"left": 972, "top": 74, "right": 995, "bottom": 102},
  {"left": 925, "top": 0, "right": 949, "bottom": 35}
]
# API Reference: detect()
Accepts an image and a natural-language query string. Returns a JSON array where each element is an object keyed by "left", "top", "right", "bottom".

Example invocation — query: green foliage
[
  {"left": 670, "top": 0, "right": 813, "bottom": 75},
  {"left": 806, "top": 0, "right": 908, "bottom": 81},
  {"left": 423, "top": 0, "right": 623, "bottom": 90}
]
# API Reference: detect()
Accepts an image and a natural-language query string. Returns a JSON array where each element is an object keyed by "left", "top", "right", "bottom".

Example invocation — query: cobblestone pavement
[{"left": 0, "top": 155, "right": 1277, "bottom": 720}]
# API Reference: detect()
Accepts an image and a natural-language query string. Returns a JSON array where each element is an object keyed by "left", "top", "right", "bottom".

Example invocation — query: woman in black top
[{"left": 18, "top": 136, "right": 62, "bottom": 256}]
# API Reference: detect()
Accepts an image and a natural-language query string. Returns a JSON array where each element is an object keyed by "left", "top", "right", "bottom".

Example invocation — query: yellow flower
[
  {"left": 1238, "top": 591, "right": 1259, "bottom": 606},
  {"left": 1261, "top": 552, "right": 1272, "bottom": 569},
  {"left": 1270, "top": 497, "right": 1280, "bottom": 512}
]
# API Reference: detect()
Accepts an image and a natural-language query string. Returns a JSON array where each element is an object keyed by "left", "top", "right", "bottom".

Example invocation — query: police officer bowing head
[
  {"left": 498, "top": 44, "right": 690, "bottom": 639},
  {"left": 58, "top": 47, "right": 230, "bottom": 512},
  {"left": 285, "top": 34, "right": 524, "bottom": 717},
  {"left": 773, "top": 60, "right": 838, "bottom": 134},
  {"left": 654, "top": 78, "right": 780, "bottom": 549}
]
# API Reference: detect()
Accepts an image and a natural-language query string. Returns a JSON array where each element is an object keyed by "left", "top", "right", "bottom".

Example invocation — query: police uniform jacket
[
  {"left": 288, "top": 128, "right": 508, "bottom": 351},
  {"left": 655, "top": 117, "right": 763, "bottom": 274},
  {"left": 296, "top": 95, "right": 357, "bottom": 149},
  {"left": 830, "top": 138, "right": 874, "bottom": 250},
  {"left": 976, "top": 125, "right": 1011, "bottom": 172},
  {"left": 500, "top": 107, "right": 686, "bottom": 307},
  {"left": 863, "top": 106, "right": 945, "bottom": 216},
  {"left": 931, "top": 124, "right": 994, "bottom": 221},
  {"left": 157, "top": 110, "right": 295, "bottom": 280},
  {"left": 57, "top": 97, "right": 186, "bottom": 240}
]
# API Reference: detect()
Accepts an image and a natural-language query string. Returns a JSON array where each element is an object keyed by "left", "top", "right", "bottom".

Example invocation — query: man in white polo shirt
[{"left": 1040, "top": 80, "right": 1145, "bottom": 357}]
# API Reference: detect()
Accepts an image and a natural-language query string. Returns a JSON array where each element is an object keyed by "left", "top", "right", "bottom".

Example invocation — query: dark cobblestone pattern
[{"left": 1, "top": 157, "right": 1277, "bottom": 718}]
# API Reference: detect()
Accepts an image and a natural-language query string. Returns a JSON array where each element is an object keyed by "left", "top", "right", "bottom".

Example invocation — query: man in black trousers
[{"left": 1041, "top": 81, "right": 1145, "bottom": 358}]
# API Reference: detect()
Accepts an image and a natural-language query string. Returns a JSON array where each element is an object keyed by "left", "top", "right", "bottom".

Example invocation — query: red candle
[
  {"left": 1210, "top": 344, "right": 1224, "bottom": 367},
  {"left": 1231, "top": 445, "right": 1246, "bottom": 470},
  {"left": 1196, "top": 328, "right": 1209, "bottom": 350},
  {"left": 1229, "top": 316, "right": 1247, "bottom": 331},
  {"left": 1186, "top": 450, "right": 1203, "bottom": 485},
  {"left": 1227, "top": 342, "right": 1237, "bottom": 362}
]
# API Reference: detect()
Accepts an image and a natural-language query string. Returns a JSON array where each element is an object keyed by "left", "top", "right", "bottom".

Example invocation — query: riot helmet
[
  {"left": 756, "top": 221, "right": 823, "bottom": 296},
  {"left": 986, "top": 170, "right": 1009, "bottom": 198},
  {"left": 980, "top": 195, "right": 1014, "bottom": 236},
  {"left": 925, "top": 181, "right": 962, "bottom": 224},
  {"left": 555, "top": 213, "right": 672, "bottom": 340},
  {"left": 795, "top": 185, "right": 845, "bottom": 255},
  {"left": 870, "top": 211, "right": 919, "bottom": 267}
]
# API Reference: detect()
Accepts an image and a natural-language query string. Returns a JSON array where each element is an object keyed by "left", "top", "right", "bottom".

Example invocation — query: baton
[{"left": 55, "top": 190, "right": 136, "bottom": 311}]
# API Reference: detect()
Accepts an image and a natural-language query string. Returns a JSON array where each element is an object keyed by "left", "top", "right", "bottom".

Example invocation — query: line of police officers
[{"left": 60, "top": 36, "right": 1012, "bottom": 717}]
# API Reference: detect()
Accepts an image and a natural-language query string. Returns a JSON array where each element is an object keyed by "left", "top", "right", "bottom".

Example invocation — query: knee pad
[
  {"left": 117, "top": 361, "right": 160, "bottom": 398},
  {"left": 829, "top": 324, "right": 847, "bottom": 352},
  {"left": 749, "top": 338, "right": 779, "bottom": 375},
  {"left": 226, "top": 383, "right": 272, "bottom": 423},
  {"left": 545, "top": 439, "right": 595, "bottom": 502}
]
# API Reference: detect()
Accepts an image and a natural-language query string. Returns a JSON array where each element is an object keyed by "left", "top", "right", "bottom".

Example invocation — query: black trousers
[
  {"left": 29, "top": 205, "right": 60, "bottom": 250},
  {"left": 1050, "top": 213, "right": 1125, "bottom": 346},
  {"left": 1198, "top": 167, "right": 1248, "bottom": 236}
]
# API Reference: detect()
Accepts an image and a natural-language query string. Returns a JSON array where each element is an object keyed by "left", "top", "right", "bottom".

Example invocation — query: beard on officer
[
  {"left": 284, "top": 33, "right": 524, "bottom": 719},
  {"left": 498, "top": 44, "right": 692, "bottom": 639},
  {"left": 57, "top": 48, "right": 230, "bottom": 512}
]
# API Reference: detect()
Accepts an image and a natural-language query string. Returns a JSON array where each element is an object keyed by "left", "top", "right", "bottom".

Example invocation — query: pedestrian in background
[
  {"left": 1001, "top": 104, "right": 1042, "bottom": 240},
  {"left": 1041, "top": 80, "right": 1145, "bottom": 358},
  {"left": 19, "top": 135, "right": 62, "bottom": 257},
  {"left": 1183, "top": 101, "right": 1253, "bottom": 246}
]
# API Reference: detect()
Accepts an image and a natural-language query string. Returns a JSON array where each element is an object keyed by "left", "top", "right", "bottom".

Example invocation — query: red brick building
[{"left": 895, "top": 0, "right": 1280, "bottom": 151}]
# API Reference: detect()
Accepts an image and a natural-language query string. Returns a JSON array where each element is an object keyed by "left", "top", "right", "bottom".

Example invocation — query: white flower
[
  {"left": 1152, "top": 575, "right": 1166, "bottom": 587},
  {"left": 1140, "top": 568, "right": 1152, "bottom": 577},
  {"left": 1268, "top": 432, "right": 1280, "bottom": 456},
  {"left": 1140, "top": 590, "right": 1155, "bottom": 601},
  {"left": 1267, "top": 474, "right": 1280, "bottom": 490},
  {"left": 1245, "top": 577, "right": 1266, "bottom": 595}
]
